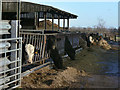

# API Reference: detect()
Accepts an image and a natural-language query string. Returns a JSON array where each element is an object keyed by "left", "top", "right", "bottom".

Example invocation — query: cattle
[
  {"left": 79, "top": 36, "right": 87, "bottom": 49},
  {"left": 64, "top": 36, "right": 75, "bottom": 60},
  {"left": 89, "top": 35, "right": 94, "bottom": 44},
  {"left": 80, "top": 33, "right": 91, "bottom": 47},
  {"left": 46, "top": 35, "right": 63, "bottom": 69},
  {"left": 22, "top": 43, "right": 34, "bottom": 64}
]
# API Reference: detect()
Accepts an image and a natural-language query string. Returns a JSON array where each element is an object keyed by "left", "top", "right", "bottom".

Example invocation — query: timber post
[
  {"left": 67, "top": 18, "right": 69, "bottom": 30},
  {"left": 52, "top": 14, "right": 54, "bottom": 31},
  {"left": 58, "top": 15, "right": 60, "bottom": 31},
  {"left": 35, "top": 12, "right": 39, "bottom": 30},
  {"left": 44, "top": 12, "right": 47, "bottom": 31},
  {"left": 63, "top": 18, "right": 65, "bottom": 31}
]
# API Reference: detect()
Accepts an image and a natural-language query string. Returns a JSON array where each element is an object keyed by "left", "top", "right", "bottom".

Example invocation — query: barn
[
  {"left": 0, "top": 0, "right": 79, "bottom": 89},
  {"left": 2, "top": 1, "right": 77, "bottom": 31}
]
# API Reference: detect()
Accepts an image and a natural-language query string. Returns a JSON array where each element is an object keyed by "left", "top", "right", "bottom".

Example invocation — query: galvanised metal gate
[
  {"left": 20, "top": 31, "right": 52, "bottom": 66},
  {"left": 0, "top": 20, "right": 22, "bottom": 89},
  {"left": 0, "top": 38, "right": 22, "bottom": 90}
]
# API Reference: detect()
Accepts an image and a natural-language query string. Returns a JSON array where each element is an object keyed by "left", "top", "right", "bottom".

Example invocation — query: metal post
[
  {"left": 11, "top": 20, "right": 18, "bottom": 83},
  {"left": 52, "top": 14, "right": 54, "bottom": 31},
  {"left": 17, "top": 0, "right": 21, "bottom": 37},
  {"left": 0, "top": 0, "right": 2, "bottom": 39},
  {"left": 11, "top": 20, "right": 18, "bottom": 60},
  {"left": 44, "top": 12, "right": 46, "bottom": 31},
  {"left": 58, "top": 15, "right": 60, "bottom": 31},
  {"left": 63, "top": 18, "right": 65, "bottom": 31}
]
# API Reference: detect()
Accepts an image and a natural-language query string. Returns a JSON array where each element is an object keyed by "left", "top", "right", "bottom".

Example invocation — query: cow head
[{"left": 25, "top": 44, "right": 34, "bottom": 64}]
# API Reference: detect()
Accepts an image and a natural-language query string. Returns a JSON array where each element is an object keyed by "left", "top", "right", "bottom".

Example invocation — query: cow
[
  {"left": 46, "top": 35, "right": 63, "bottom": 69},
  {"left": 22, "top": 43, "right": 34, "bottom": 64}
]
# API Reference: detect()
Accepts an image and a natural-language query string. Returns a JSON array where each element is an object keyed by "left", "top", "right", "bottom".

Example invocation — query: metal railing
[
  {"left": 20, "top": 32, "right": 53, "bottom": 67},
  {"left": 0, "top": 37, "right": 22, "bottom": 90}
]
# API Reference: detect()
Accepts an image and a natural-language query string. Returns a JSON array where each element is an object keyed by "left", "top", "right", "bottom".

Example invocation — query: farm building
[
  {"left": 0, "top": 0, "right": 79, "bottom": 89},
  {"left": 2, "top": 1, "right": 77, "bottom": 31}
]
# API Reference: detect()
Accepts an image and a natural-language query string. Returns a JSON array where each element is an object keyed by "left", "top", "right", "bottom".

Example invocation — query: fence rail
[
  {"left": 20, "top": 32, "right": 50, "bottom": 66},
  {"left": 0, "top": 37, "right": 22, "bottom": 90}
]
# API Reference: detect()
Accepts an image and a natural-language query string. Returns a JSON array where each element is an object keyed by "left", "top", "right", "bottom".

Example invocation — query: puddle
[{"left": 96, "top": 61, "right": 118, "bottom": 75}]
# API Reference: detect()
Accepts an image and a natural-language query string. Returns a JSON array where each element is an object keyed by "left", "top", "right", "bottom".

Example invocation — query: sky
[{"left": 21, "top": 0, "right": 118, "bottom": 28}]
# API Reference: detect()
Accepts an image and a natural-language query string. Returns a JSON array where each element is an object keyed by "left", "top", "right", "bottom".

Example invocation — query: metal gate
[
  {"left": 0, "top": 38, "right": 22, "bottom": 89},
  {"left": 20, "top": 31, "right": 51, "bottom": 66},
  {"left": 0, "top": 20, "right": 22, "bottom": 89}
]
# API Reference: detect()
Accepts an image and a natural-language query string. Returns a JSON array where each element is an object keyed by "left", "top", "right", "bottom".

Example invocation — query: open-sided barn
[
  {"left": 0, "top": 0, "right": 79, "bottom": 89},
  {"left": 2, "top": 1, "right": 77, "bottom": 31}
]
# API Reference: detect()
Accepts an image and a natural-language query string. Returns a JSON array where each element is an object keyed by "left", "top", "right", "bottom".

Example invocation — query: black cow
[{"left": 46, "top": 35, "right": 63, "bottom": 69}]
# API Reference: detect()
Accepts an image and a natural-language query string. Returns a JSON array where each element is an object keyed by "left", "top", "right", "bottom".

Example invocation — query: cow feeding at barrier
[{"left": 22, "top": 43, "right": 35, "bottom": 64}]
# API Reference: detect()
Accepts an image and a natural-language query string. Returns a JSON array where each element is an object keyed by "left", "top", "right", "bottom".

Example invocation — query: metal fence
[
  {"left": 20, "top": 31, "right": 81, "bottom": 65},
  {"left": 0, "top": 38, "right": 22, "bottom": 90},
  {"left": 0, "top": 20, "right": 22, "bottom": 89},
  {"left": 20, "top": 31, "right": 52, "bottom": 66}
]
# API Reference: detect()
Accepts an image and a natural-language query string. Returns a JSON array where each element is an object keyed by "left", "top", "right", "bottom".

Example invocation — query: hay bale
[{"left": 98, "top": 39, "right": 111, "bottom": 50}]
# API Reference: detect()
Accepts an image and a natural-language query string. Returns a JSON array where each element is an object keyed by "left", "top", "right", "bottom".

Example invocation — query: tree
[
  {"left": 97, "top": 18, "right": 107, "bottom": 34},
  {"left": 97, "top": 18, "right": 106, "bottom": 28}
]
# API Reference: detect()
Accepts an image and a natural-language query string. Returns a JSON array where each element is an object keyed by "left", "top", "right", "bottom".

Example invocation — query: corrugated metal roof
[{"left": 2, "top": 1, "right": 78, "bottom": 19}]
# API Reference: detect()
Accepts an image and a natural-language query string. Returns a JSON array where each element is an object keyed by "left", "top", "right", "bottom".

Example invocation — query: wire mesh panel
[{"left": 0, "top": 37, "right": 22, "bottom": 90}]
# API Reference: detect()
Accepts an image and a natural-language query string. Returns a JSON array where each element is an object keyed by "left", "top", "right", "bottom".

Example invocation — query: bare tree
[
  {"left": 97, "top": 18, "right": 107, "bottom": 34},
  {"left": 97, "top": 18, "right": 106, "bottom": 28}
]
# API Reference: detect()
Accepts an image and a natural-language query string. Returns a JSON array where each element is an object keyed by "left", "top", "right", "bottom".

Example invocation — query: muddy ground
[{"left": 20, "top": 43, "right": 119, "bottom": 89}]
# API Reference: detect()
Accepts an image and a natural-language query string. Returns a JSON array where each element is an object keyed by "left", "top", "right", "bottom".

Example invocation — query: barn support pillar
[
  {"left": 35, "top": 12, "right": 39, "bottom": 30},
  {"left": 58, "top": 16, "right": 60, "bottom": 31},
  {"left": 16, "top": 1, "right": 21, "bottom": 37},
  {"left": 44, "top": 12, "right": 47, "bottom": 31},
  {"left": 63, "top": 18, "right": 65, "bottom": 31},
  {"left": 52, "top": 14, "right": 54, "bottom": 31},
  {"left": 38, "top": 12, "right": 40, "bottom": 27},
  {"left": 67, "top": 18, "right": 69, "bottom": 30},
  {"left": 11, "top": 20, "right": 18, "bottom": 82}
]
